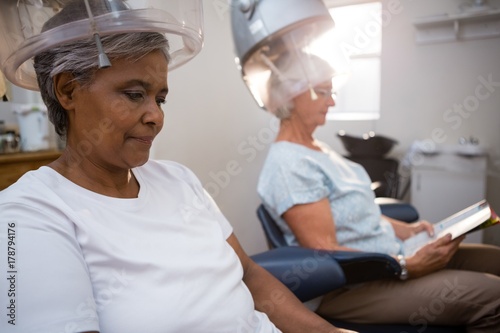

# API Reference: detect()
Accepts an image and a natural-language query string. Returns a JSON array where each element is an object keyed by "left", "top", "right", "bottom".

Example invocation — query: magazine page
[
  {"left": 469, "top": 209, "right": 500, "bottom": 233},
  {"left": 404, "top": 200, "right": 491, "bottom": 256}
]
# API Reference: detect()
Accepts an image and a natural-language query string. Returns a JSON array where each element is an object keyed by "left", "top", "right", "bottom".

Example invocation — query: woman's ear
[{"left": 53, "top": 72, "right": 78, "bottom": 111}]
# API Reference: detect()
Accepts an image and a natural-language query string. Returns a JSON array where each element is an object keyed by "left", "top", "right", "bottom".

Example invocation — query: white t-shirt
[{"left": 0, "top": 160, "right": 281, "bottom": 333}]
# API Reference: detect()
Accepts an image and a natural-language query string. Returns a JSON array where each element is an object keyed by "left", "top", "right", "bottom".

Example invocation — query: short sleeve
[
  {"left": 201, "top": 188, "right": 233, "bottom": 239},
  {"left": 0, "top": 203, "right": 99, "bottom": 333},
  {"left": 259, "top": 154, "right": 330, "bottom": 217}
]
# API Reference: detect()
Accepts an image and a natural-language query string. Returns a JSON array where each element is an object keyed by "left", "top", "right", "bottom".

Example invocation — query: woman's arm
[
  {"left": 281, "top": 198, "right": 356, "bottom": 251},
  {"left": 281, "top": 199, "right": 461, "bottom": 280},
  {"left": 0, "top": 204, "right": 100, "bottom": 332},
  {"left": 226, "top": 233, "right": 356, "bottom": 333},
  {"left": 405, "top": 234, "right": 465, "bottom": 278}
]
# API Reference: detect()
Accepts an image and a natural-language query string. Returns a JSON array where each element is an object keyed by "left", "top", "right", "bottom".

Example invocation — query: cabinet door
[
  {"left": 0, "top": 151, "right": 61, "bottom": 190},
  {"left": 411, "top": 168, "right": 486, "bottom": 243}
]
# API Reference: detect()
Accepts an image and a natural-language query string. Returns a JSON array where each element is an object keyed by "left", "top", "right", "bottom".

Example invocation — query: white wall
[
  {"left": 316, "top": 0, "right": 500, "bottom": 245},
  {"left": 156, "top": 0, "right": 500, "bottom": 254}
]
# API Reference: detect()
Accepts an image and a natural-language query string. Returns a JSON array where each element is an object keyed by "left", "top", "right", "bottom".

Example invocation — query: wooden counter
[{"left": 0, "top": 150, "right": 61, "bottom": 190}]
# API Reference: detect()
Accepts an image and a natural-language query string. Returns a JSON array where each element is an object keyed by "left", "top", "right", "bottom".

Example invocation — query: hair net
[
  {"left": 267, "top": 51, "right": 336, "bottom": 113},
  {"left": 0, "top": 0, "right": 203, "bottom": 90}
]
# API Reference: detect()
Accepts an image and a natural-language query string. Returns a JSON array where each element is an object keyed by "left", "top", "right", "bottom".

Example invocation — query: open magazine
[{"left": 403, "top": 200, "right": 499, "bottom": 256}]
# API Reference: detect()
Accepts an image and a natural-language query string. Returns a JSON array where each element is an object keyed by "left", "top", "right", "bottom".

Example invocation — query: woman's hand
[
  {"left": 384, "top": 215, "right": 434, "bottom": 241},
  {"left": 405, "top": 234, "right": 465, "bottom": 278},
  {"left": 406, "top": 220, "right": 435, "bottom": 239}
]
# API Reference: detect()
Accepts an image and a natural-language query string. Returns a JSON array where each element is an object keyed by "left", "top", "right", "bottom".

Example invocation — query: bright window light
[{"left": 325, "top": 1, "right": 382, "bottom": 121}]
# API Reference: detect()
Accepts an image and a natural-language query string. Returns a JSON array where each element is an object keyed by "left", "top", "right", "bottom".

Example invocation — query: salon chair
[
  {"left": 252, "top": 203, "right": 466, "bottom": 333},
  {"left": 337, "top": 132, "right": 401, "bottom": 198},
  {"left": 257, "top": 199, "right": 419, "bottom": 250},
  {"left": 349, "top": 156, "right": 400, "bottom": 198}
]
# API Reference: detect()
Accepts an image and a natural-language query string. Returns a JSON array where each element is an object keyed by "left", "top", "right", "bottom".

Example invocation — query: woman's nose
[
  {"left": 142, "top": 99, "right": 164, "bottom": 126},
  {"left": 328, "top": 94, "right": 336, "bottom": 107}
]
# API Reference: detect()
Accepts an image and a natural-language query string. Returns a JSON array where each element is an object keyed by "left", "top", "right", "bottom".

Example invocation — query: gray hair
[
  {"left": 33, "top": 0, "right": 170, "bottom": 137},
  {"left": 34, "top": 33, "right": 170, "bottom": 137},
  {"left": 267, "top": 52, "right": 335, "bottom": 120},
  {"left": 274, "top": 101, "right": 294, "bottom": 120}
]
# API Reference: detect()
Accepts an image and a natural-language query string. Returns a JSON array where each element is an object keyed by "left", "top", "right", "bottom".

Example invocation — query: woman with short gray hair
[
  {"left": 34, "top": 31, "right": 170, "bottom": 137},
  {"left": 257, "top": 50, "right": 500, "bottom": 331}
]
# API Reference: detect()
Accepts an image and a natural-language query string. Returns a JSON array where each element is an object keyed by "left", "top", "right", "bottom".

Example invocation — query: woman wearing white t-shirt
[{"left": 0, "top": 1, "right": 354, "bottom": 333}]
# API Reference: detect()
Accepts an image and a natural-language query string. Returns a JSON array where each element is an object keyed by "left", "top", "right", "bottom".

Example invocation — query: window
[{"left": 325, "top": 0, "right": 382, "bottom": 121}]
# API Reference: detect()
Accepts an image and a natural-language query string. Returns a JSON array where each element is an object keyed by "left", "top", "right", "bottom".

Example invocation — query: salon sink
[{"left": 337, "top": 131, "right": 398, "bottom": 157}]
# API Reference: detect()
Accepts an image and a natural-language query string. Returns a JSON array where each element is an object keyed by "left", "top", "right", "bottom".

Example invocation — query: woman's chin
[{"left": 127, "top": 152, "right": 151, "bottom": 168}]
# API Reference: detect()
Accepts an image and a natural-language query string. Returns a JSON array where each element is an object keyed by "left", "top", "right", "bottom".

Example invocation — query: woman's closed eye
[
  {"left": 313, "top": 88, "right": 335, "bottom": 98},
  {"left": 124, "top": 91, "right": 144, "bottom": 102},
  {"left": 124, "top": 91, "right": 166, "bottom": 107},
  {"left": 156, "top": 97, "right": 166, "bottom": 106}
]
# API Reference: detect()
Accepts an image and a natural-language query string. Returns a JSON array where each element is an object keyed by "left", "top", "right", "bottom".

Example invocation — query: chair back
[
  {"left": 256, "top": 204, "right": 288, "bottom": 248},
  {"left": 346, "top": 156, "right": 400, "bottom": 198}
]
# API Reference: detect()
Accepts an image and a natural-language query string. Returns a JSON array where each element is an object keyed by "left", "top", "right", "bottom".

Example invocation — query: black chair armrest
[
  {"left": 251, "top": 247, "right": 402, "bottom": 302},
  {"left": 376, "top": 197, "right": 419, "bottom": 222},
  {"left": 251, "top": 247, "right": 346, "bottom": 302},
  {"left": 329, "top": 251, "right": 401, "bottom": 284}
]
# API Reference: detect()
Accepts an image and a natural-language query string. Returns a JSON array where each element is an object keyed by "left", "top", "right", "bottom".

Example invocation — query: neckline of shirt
[
  {"left": 273, "top": 140, "right": 333, "bottom": 155},
  {"left": 38, "top": 165, "right": 150, "bottom": 210}
]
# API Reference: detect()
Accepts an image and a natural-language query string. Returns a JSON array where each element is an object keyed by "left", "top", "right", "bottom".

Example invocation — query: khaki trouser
[{"left": 316, "top": 244, "right": 500, "bottom": 333}]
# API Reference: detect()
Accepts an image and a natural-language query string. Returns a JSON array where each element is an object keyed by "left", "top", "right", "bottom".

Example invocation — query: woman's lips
[{"left": 132, "top": 136, "right": 154, "bottom": 145}]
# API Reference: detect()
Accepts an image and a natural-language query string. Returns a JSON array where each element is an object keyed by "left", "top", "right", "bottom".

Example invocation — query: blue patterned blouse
[{"left": 258, "top": 141, "right": 403, "bottom": 256}]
